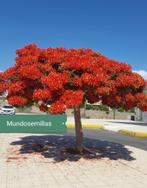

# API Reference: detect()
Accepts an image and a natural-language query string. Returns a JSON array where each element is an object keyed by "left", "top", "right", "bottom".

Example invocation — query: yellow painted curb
[
  {"left": 66, "top": 123, "right": 104, "bottom": 129},
  {"left": 118, "top": 129, "right": 147, "bottom": 137}
]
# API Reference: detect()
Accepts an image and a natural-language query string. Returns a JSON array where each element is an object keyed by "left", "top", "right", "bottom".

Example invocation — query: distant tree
[
  {"left": 2, "top": 44, "right": 147, "bottom": 153},
  {"left": 0, "top": 71, "right": 7, "bottom": 96}
]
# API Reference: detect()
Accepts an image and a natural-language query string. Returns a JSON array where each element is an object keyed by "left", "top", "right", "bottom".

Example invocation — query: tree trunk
[
  {"left": 74, "top": 107, "right": 83, "bottom": 153},
  {"left": 112, "top": 108, "right": 116, "bottom": 119},
  {"left": 83, "top": 100, "right": 87, "bottom": 118}
]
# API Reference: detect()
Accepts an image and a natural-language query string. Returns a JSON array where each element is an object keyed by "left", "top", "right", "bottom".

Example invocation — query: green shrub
[
  {"left": 117, "top": 107, "right": 125, "bottom": 112},
  {"left": 86, "top": 104, "right": 109, "bottom": 112}
]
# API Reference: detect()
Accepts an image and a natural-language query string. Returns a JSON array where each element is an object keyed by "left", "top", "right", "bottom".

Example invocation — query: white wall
[
  {"left": 135, "top": 108, "right": 147, "bottom": 123},
  {"left": 142, "top": 112, "right": 147, "bottom": 123}
]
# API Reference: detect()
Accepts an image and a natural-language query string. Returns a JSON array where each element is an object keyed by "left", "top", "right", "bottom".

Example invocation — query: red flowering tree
[{"left": 2, "top": 44, "right": 147, "bottom": 153}]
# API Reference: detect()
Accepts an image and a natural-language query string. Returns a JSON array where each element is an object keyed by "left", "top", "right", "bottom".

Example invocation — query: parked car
[{"left": 0, "top": 105, "right": 16, "bottom": 115}]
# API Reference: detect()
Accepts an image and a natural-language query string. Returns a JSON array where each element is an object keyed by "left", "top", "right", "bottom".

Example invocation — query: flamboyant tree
[{"left": 1, "top": 44, "right": 147, "bottom": 152}]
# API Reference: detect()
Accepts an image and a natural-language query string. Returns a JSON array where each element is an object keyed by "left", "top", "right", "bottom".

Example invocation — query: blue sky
[{"left": 0, "top": 0, "right": 147, "bottom": 77}]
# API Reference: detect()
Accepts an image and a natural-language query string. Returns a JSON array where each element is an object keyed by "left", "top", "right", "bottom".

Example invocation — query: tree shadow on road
[{"left": 10, "top": 135, "right": 135, "bottom": 162}]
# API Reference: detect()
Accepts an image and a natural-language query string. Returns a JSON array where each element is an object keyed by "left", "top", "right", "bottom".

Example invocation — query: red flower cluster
[
  {"left": 102, "top": 95, "right": 122, "bottom": 108},
  {"left": 117, "top": 73, "right": 146, "bottom": 88},
  {"left": 60, "top": 90, "right": 84, "bottom": 108},
  {"left": 96, "top": 87, "right": 111, "bottom": 95},
  {"left": 0, "top": 82, "right": 7, "bottom": 94},
  {"left": 2, "top": 66, "right": 17, "bottom": 79},
  {"left": 71, "top": 77, "right": 82, "bottom": 87},
  {"left": 33, "top": 88, "right": 51, "bottom": 100},
  {"left": 48, "top": 101, "right": 66, "bottom": 114},
  {"left": 124, "top": 93, "right": 136, "bottom": 108},
  {"left": 0, "top": 72, "right": 7, "bottom": 94},
  {"left": 19, "top": 65, "right": 42, "bottom": 80},
  {"left": 81, "top": 73, "right": 108, "bottom": 87},
  {"left": 135, "top": 93, "right": 147, "bottom": 111},
  {"left": 7, "top": 96, "right": 28, "bottom": 106},
  {"left": 106, "top": 60, "right": 132, "bottom": 74},
  {"left": 8, "top": 81, "right": 26, "bottom": 94},
  {"left": 41, "top": 72, "right": 68, "bottom": 91},
  {"left": 139, "top": 103, "right": 147, "bottom": 111},
  {"left": 135, "top": 93, "right": 146, "bottom": 102}
]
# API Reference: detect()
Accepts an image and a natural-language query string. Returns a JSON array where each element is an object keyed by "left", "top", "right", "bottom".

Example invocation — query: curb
[
  {"left": 118, "top": 129, "right": 147, "bottom": 137},
  {"left": 66, "top": 123, "right": 147, "bottom": 137},
  {"left": 66, "top": 123, "right": 104, "bottom": 129}
]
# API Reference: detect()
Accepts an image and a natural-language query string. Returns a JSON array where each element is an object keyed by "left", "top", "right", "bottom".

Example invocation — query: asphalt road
[{"left": 66, "top": 128, "right": 147, "bottom": 151}]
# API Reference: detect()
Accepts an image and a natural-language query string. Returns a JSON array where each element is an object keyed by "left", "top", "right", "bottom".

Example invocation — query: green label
[{"left": 0, "top": 114, "right": 67, "bottom": 133}]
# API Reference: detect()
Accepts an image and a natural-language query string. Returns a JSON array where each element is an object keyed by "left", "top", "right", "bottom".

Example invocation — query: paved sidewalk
[{"left": 0, "top": 133, "right": 147, "bottom": 188}]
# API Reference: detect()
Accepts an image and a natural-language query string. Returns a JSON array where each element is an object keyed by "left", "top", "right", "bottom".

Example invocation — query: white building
[
  {"left": 136, "top": 108, "right": 147, "bottom": 122},
  {"left": 136, "top": 86, "right": 147, "bottom": 123}
]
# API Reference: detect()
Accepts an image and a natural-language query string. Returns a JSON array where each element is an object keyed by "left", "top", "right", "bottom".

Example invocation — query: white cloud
[{"left": 134, "top": 70, "right": 147, "bottom": 80}]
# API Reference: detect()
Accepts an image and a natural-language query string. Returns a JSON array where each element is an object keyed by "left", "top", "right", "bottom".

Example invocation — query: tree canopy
[{"left": 0, "top": 44, "right": 147, "bottom": 112}]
